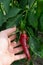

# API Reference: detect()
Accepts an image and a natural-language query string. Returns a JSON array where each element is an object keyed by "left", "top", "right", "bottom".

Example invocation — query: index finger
[{"left": 2, "top": 27, "right": 16, "bottom": 36}]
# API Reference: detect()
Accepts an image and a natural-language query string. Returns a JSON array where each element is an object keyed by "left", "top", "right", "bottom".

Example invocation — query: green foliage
[
  {"left": 39, "top": 14, "right": 43, "bottom": 32},
  {"left": 11, "top": 59, "right": 27, "bottom": 65},
  {"left": 0, "top": 0, "right": 11, "bottom": 13},
  {"left": 20, "top": 20, "right": 26, "bottom": 31},
  {"left": 6, "top": 14, "right": 22, "bottom": 28},
  {"left": 6, "top": 7, "right": 21, "bottom": 19},
  {"left": 18, "top": 0, "right": 27, "bottom": 8},
  {"left": 37, "top": 0, "right": 43, "bottom": 13},
  {"left": 0, "top": 10, "right": 6, "bottom": 26},
  {"left": 28, "top": 0, "right": 35, "bottom": 8},
  {"left": 0, "top": 0, "right": 43, "bottom": 65},
  {"left": 29, "top": 36, "right": 43, "bottom": 58},
  {"left": 28, "top": 12, "right": 38, "bottom": 30}
]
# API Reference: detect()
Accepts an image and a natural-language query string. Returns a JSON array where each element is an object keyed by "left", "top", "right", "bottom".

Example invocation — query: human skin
[{"left": 0, "top": 27, "right": 26, "bottom": 65}]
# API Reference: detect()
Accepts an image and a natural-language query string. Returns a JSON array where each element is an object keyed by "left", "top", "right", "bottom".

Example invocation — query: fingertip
[{"left": 13, "top": 26, "right": 16, "bottom": 31}]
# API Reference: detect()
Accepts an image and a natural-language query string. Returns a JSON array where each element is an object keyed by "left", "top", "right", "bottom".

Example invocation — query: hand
[{"left": 0, "top": 27, "right": 26, "bottom": 65}]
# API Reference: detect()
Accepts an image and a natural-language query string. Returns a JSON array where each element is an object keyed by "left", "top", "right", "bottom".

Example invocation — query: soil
[{"left": 33, "top": 57, "right": 43, "bottom": 65}]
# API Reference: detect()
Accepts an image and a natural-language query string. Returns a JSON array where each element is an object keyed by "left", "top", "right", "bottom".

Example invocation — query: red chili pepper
[{"left": 20, "top": 32, "right": 30, "bottom": 60}]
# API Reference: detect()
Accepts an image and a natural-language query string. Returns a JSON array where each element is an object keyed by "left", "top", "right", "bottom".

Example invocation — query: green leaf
[
  {"left": 6, "top": 7, "right": 21, "bottom": 19},
  {"left": 28, "top": 0, "right": 35, "bottom": 8},
  {"left": 26, "top": 27, "right": 34, "bottom": 36},
  {"left": 37, "top": 0, "right": 43, "bottom": 15},
  {"left": 11, "top": 59, "right": 26, "bottom": 65},
  {"left": 29, "top": 36, "right": 43, "bottom": 58},
  {"left": 18, "top": 0, "right": 27, "bottom": 8},
  {"left": 0, "top": 7, "right": 21, "bottom": 21},
  {"left": 28, "top": 12, "right": 38, "bottom": 30},
  {"left": 39, "top": 14, "right": 43, "bottom": 32},
  {"left": 6, "top": 14, "right": 22, "bottom": 28},
  {"left": 29, "top": 60, "right": 34, "bottom": 65},
  {"left": 0, "top": 0, "right": 11, "bottom": 13},
  {"left": 0, "top": 11, "right": 5, "bottom": 26}
]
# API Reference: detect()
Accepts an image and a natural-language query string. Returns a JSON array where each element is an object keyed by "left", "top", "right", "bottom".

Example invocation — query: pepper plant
[{"left": 0, "top": 0, "right": 43, "bottom": 65}]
